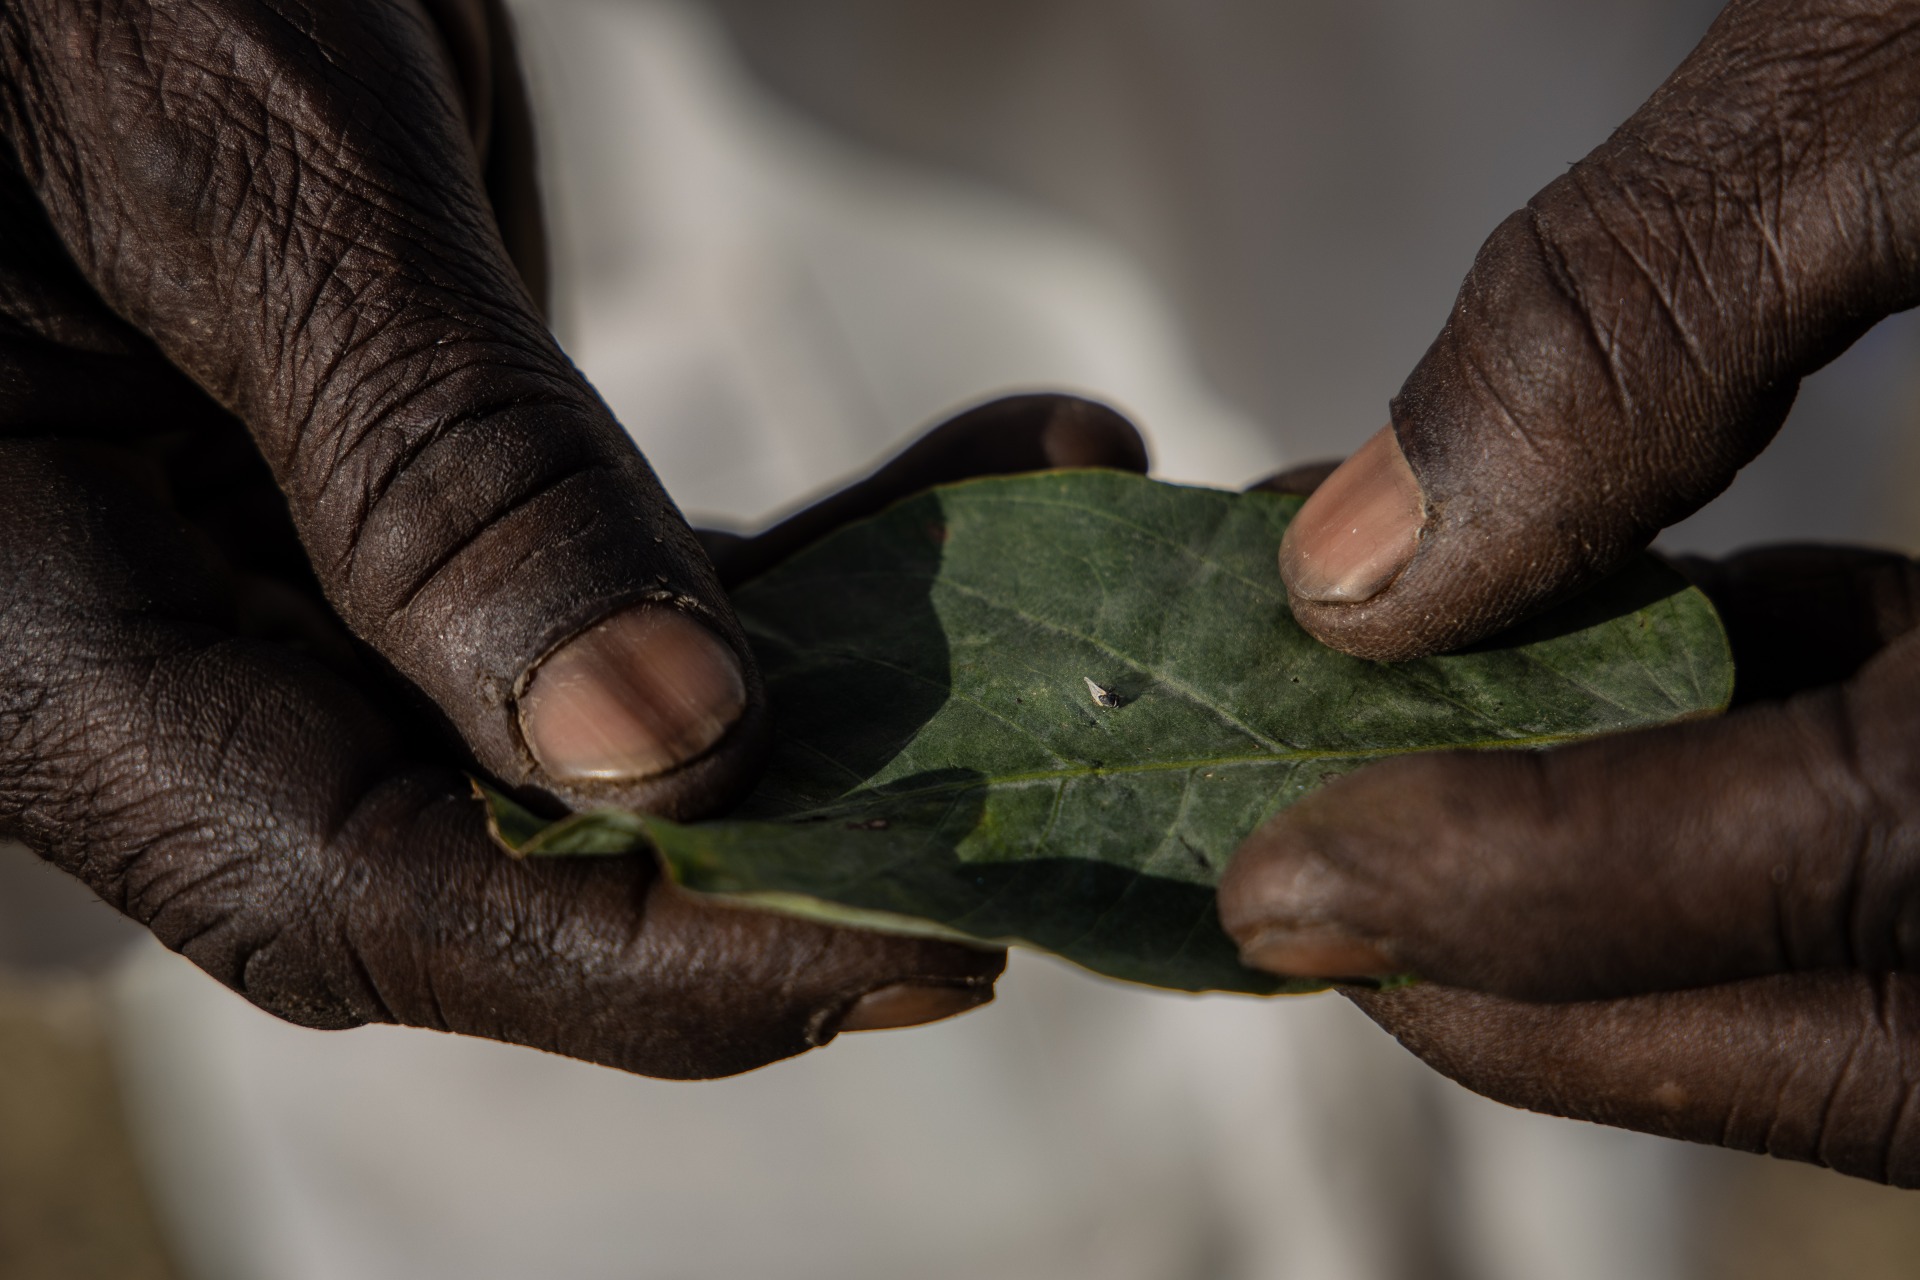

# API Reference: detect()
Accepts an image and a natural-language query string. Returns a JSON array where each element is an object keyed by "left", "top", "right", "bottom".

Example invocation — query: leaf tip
[{"left": 471, "top": 778, "right": 536, "bottom": 860}]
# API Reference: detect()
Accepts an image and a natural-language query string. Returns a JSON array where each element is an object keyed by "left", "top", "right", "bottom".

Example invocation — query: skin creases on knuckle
[
  {"left": 275, "top": 249, "right": 570, "bottom": 463},
  {"left": 329, "top": 395, "right": 616, "bottom": 620},
  {"left": 1784, "top": 977, "right": 1920, "bottom": 1185},
  {"left": 218, "top": 773, "right": 513, "bottom": 1036},
  {"left": 73, "top": 658, "right": 397, "bottom": 1032},
  {"left": 106, "top": 784, "right": 374, "bottom": 1026},
  {"left": 1771, "top": 10, "right": 1920, "bottom": 276},
  {"left": 9, "top": 0, "right": 551, "bottom": 424},
  {"left": 279, "top": 301, "right": 573, "bottom": 507},
  {"left": 1630, "top": 6, "right": 1920, "bottom": 309},
  {"left": 1825, "top": 648, "right": 1920, "bottom": 972},
  {"left": 1520, "top": 18, "right": 1920, "bottom": 423},
  {"left": 1527, "top": 161, "right": 1785, "bottom": 477},
  {"left": 308, "top": 780, "right": 742, "bottom": 1063},
  {"left": 1610, "top": 975, "right": 1920, "bottom": 1184},
  {"left": 117, "top": 826, "right": 372, "bottom": 1032},
  {"left": 1358, "top": 979, "right": 1920, "bottom": 1187}
]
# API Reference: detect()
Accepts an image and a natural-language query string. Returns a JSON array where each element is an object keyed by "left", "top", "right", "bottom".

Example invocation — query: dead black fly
[{"left": 1083, "top": 677, "right": 1121, "bottom": 709}]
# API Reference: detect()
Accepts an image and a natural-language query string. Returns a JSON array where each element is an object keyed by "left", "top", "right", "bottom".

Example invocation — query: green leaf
[{"left": 485, "top": 471, "right": 1733, "bottom": 994}]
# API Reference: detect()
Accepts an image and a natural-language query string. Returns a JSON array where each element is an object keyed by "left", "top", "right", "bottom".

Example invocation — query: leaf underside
[{"left": 486, "top": 471, "right": 1733, "bottom": 995}]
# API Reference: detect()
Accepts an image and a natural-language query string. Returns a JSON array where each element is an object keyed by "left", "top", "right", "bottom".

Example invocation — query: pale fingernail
[
  {"left": 1279, "top": 425, "right": 1424, "bottom": 603},
  {"left": 1239, "top": 924, "right": 1397, "bottom": 980},
  {"left": 519, "top": 607, "right": 747, "bottom": 781},
  {"left": 839, "top": 982, "right": 993, "bottom": 1033}
]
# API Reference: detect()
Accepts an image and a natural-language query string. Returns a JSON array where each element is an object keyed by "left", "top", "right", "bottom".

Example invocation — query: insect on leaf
[{"left": 483, "top": 471, "right": 1733, "bottom": 994}]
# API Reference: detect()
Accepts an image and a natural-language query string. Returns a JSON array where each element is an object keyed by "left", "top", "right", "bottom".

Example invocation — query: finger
[
  {"left": 1348, "top": 976, "right": 1920, "bottom": 1188},
  {"left": 1, "top": 0, "right": 753, "bottom": 818},
  {"left": 1276, "top": 2, "right": 1920, "bottom": 660},
  {"left": 0, "top": 439, "right": 1002, "bottom": 1078},
  {"left": 1219, "top": 626, "right": 1920, "bottom": 1001},
  {"left": 1675, "top": 545, "right": 1920, "bottom": 704},
  {"left": 702, "top": 394, "right": 1150, "bottom": 587}
]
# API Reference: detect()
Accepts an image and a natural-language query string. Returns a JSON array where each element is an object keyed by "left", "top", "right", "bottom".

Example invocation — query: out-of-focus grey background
[{"left": 6, "top": 3, "right": 1920, "bottom": 1277}]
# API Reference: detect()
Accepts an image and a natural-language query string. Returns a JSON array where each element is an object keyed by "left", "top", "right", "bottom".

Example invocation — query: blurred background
[{"left": 7, "top": 1, "right": 1920, "bottom": 1275}]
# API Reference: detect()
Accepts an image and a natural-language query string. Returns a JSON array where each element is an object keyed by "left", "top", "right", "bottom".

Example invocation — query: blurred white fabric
[{"left": 0, "top": 1, "right": 1905, "bottom": 1277}]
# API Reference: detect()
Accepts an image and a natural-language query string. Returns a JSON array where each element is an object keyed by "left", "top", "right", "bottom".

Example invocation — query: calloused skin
[
  {"left": 0, "top": 0, "right": 1153, "bottom": 1078},
  {"left": 1221, "top": 0, "right": 1920, "bottom": 1185}
]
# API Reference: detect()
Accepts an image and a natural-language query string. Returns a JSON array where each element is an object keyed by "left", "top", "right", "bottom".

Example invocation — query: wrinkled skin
[
  {"left": 1222, "top": 0, "right": 1920, "bottom": 1184},
  {"left": 0, "top": 0, "right": 1161, "bottom": 1078}
]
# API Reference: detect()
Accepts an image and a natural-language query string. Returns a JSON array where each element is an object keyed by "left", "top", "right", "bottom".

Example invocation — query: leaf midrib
[{"left": 770, "top": 724, "right": 1620, "bottom": 822}]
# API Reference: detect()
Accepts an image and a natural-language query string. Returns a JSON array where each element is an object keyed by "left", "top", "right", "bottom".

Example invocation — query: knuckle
[
  {"left": 1793, "top": 975, "right": 1920, "bottom": 1185},
  {"left": 322, "top": 383, "right": 603, "bottom": 614},
  {"left": 1790, "top": 657, "right": 1920, "bottom": 972},
  {"left": 322, "top": 396, "right": 662, "bottom": 722}
]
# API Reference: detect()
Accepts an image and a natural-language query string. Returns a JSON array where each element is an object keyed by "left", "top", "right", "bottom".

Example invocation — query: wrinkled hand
[
  {"left": 0, "top": 0, "right": 1141, "bottom": 1076},
  {"left": 1221, "top": 0, "right": 1920, "bottom": 1182}
]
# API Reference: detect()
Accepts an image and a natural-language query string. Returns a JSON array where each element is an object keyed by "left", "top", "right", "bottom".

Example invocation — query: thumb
[
  {"left": 1280, "top": 0, "right": 1920, "bottom": 661},
  {"left": 1, "top": 0, "right": 755, "bottom": 816}
]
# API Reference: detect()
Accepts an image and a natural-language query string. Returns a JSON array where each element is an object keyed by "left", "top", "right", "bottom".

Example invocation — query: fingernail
[
  {"left": 839, "top": 982, "right": 992, "bottom": 1033},
  {"left": 1239, "top": 924, "right": 1397, "bottom": 980},
  {"left": 519, "top": 607, "right": 747, "bottom": 781},
  {"left": 1279, "top": 425, "right": 1424, "bottom": 603}
]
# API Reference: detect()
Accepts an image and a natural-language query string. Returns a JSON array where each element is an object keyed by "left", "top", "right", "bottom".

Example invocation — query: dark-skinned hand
[
  {"left": 0, "top": 0, "right": 1145, "bottom": 1078},
  {"left": 1219, "top": 0, "right": 1920, "bottom": 1185}
]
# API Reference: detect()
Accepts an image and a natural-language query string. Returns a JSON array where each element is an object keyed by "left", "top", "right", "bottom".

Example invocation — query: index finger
[{"left": 1221, "top": 623, "right": 1920, "bottom": 1002}]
